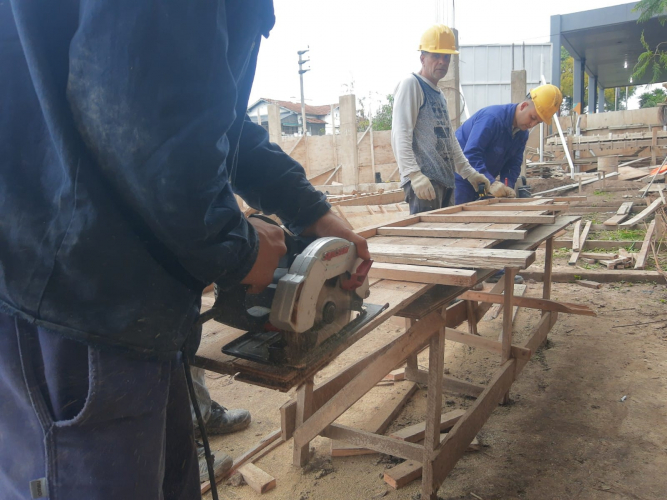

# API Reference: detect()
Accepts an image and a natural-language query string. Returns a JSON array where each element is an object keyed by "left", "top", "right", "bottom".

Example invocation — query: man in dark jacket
[
  {"left": 453, "top": 84, "right": 563, "bottom": 205},
  {"left": 0, "top": 1, "right": 368, "bottom": 499}
]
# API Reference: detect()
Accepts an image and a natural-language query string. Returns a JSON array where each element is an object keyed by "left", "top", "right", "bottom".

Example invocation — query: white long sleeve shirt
[{"left": 391, "top": 73, "right": 476, "bottom": 187}]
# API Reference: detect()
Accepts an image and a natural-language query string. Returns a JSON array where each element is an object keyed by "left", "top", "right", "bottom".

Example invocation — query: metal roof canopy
[{"left": 551, "top": 2, "right": 666, "bottom": 89}]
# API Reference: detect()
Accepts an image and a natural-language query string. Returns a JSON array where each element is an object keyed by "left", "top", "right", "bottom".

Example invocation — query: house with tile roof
[{"left": 247, "top": 98, "right": 339, "bottom": 136}]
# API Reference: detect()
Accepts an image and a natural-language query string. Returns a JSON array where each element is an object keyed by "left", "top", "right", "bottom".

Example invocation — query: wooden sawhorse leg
[
  {"left": 501, "top": 267, "right": 517, "bottom": 404},
  {"left": 293, "top": 377, "right": 314, "bottom": 466}
]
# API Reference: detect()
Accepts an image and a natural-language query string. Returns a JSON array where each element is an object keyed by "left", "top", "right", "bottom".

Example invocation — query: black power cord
[{"left": 182, "top": 351, "right": 220, "bottom": 500}]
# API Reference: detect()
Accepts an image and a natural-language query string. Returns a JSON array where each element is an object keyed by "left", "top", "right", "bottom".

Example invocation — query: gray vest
[{"left": 412, "top": 74, "right": 457, "bottom": 188}]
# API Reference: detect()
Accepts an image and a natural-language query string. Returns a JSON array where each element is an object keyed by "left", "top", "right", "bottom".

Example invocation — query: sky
[{"left": 249, "top": 0, "right": 652, "bottom": 112}]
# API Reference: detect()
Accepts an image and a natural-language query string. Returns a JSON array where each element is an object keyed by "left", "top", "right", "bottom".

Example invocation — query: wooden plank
[
  {"left": 482, "top": 284, "right": 526, "bottom": 321},
  {"left": 575, "top": 279, "right": 602, "bottom": 289},
  {"left": 293, "top": 379, "right": 314, "bottom": 466},
  {"left": 367, "top": 244, "right": 536, "bottom": 270},
  {"left": 603, "top": 202, "right": 634, "bottom": 226},
  {"left": 635, "top": 219, "right": 656, "bottom": 270},
  {"left": 407, "top": 369, "right": 485, "bottom": 398},
  {"left": 291, "top": 309, "right": 447, "bottom": 454},
  {"left": 568, "top": 220, "right": 592, "bottom": 266},
  {"left": 390, "top": 410, "right": 465, "bottom": 442},
  {"left": 462, "top": 204, "right": 568, "bottom": 212},
  {"left": 376, "top": 226, "right": 528, "bottom": 240},
  {"left": 532, "top": 172, "right": 619, "bottom": 195},
  {"left": 322, "top": 424, "right": 424, "bottom": 462},
  {"left": 580, "top": 252, "right": 617, "bottom": 260},
  {"left": 620, "top": 198, "right": 663, "bottom": 226},
  {"left": 444, "top": 328, "right": 531, "bottom": 361},
  {"left": 519, "top": 269, "right": 667, "bottom": 284},
  {"left": 200, "top": 429, "right": 282, "bottom": 495},
  {"left": 237, "top": 463, "right": 276, "bottom": 494},
  {"left": 571, "top": 220, "right": 582, "bottom": 251},
  {"left": 460, "top": 291, "right": 596, "bottom": 317},
  {"left": 384, "top": 433, "right": 480, "bottom": 490},
  {"left": 420, "top": 213, "right": 555, "bottom": 224},
  {"left": 429, "top": 360, "right": 516, "bottom": 492},
  {"left": 331, "top": 381, "right": 418, "bottom": 457},
  {"left": 368, "top": 262, "right": 477, "bottom": 287}
]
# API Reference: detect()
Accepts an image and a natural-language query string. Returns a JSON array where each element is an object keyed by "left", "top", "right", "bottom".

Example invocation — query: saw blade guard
[{"left": 269, "top": 237, "right": 370, "bottom": 333}]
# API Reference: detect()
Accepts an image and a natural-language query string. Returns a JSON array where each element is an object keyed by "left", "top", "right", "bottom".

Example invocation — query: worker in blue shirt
[
  {"left": 0, "top": 1, "right": 369, "bottom": 499},
  {"left": 454, "top": 84, "right": 563, "bottom": 204}
]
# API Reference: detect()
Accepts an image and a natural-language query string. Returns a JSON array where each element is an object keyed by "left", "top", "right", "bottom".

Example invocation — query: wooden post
[
  {"left": 293, "top": 378, "right": 314, "bottom": 466},
  {"left": 652, "top": 127, "right": 658, "bottom": 166},
  {"left": 466, "top": 300, "right": 478, "bottom": 336},
  {"left": 339, "top": 94, "right": 359, "bottom": 188},
  {"left": 331, "top": 104, "right": 339, "bottom": 176},
  {"left": 267, "top": 103, "right": 282, "bottom": 145},
  {"left": 543, "top": 237, "right": 553, "bottom": 303},
  {"left": 421, "top": 309, "right": 446, "bottom": 500},
  {"left": 501, "top": 267, "right": 517, "bottom": 404},
  {"left": 405, "top": 319, "right": 419, "bottom": 380},
  {"left": 578, "top": 176, "right": 582, "bottom": 194}
]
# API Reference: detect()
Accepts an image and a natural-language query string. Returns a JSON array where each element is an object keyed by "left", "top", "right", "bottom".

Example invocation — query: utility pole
[{"left": 297, "top": 49, "right": 310, "bottom": 137}]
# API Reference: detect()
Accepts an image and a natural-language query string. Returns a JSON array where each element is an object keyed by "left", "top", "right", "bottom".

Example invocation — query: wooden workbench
[{"left": 194, "top": 196, "right": 594, "bottom": 499}]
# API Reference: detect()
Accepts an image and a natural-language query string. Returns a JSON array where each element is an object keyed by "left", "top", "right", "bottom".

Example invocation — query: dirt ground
[
  {"left": 201, "top": 278, "right": 667, "bottom": 500},
  {"left": 201, "top": 179, "right": 667, "bottom": 500}
]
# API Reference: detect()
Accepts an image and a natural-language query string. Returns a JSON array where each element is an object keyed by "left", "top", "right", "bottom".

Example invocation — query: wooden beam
[
  {"left": 407, "top": 368, "right": 485, "bottom": 398},
  {"left": 429, "top": 360, "right": 516, "bottom": 494},
  {"left": 390, "top": 410, "right": 465, "bottom": 442},
  {"left": 420, "top": 213, "right": 555, "bottom": 224},
  {"left": 568, "top": 220, "right": 592, "bottom": 266},
  {"left": 237, "top": 463, "right": 276, "bottom": 494},
  {"left": 444, "top": 328, "right": 531, "bottom": 361},
  {"left": 376, "top": 226, "right": 528, "bottom": 240},
  {"left": 532, "top": 172, "right": 619, "bottom": 195},
  {"left": 322, "top": 424, "right": 424, "bottom": 462},
  {"left": 460, "top": 291, "right": 596, "bottom": 317},
  {"left": 635, "top": 219, "right": 656, "bottom": 270},
  {"left": 462, "top": 204, "right": 567, "bottom": 212},
  {"left": 367, "top": 244, "right": 536, "bottom": 270},
  {"left": 571, "top": 220, "right": 582, "bottom": 251},
  {"left": 519, "top": 269, "right": 667, "bottom": 284},
  {"left": 620, "top": 198, "right": 663, "bottom": 226},
  {"left": 331, "top": 381, "right": 418, "bottom": 457},
  {"left": 603, "top": 202, "right": 633, "bottom": 227},
  {"left": 291, "top": 309, "right": 447, "bottom": 455},
  {"left": 200, "top": 429, "right": 282, "bottom": 495},
  {"left": 368, "top": 262, "right": 477, "bottom": 287},
  {"left": 293, "top": 379, "right": 314, "bottom": 466}
]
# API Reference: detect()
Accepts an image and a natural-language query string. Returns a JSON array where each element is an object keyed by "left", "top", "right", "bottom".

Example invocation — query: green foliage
[
  {"left": 560, "top": 48, "right": 636, "bottom": 112},
  {"left": 372, "top": 95, "right": 394, "bottom": 131},
  {"left": 639, "top": 87, "right": 667, "bottom": 107},
  {"left": 632, "top": 1, "right": 667, "bottom": 83}
]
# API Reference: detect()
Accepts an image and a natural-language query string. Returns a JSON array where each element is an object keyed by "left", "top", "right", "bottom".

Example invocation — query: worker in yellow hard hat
[
  {"left": 453, "top": 83, "right": 563, "bottom": 204},
  {"left": 454, "top": 83, "right": 562, "bottom": 284},
  {"left": 391, "top": 24, "right": 490, "bottom": 214}
]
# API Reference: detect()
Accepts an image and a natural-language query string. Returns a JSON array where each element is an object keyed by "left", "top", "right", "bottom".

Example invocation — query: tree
[
  {"left": 560, "top": 47, "right": 636, "bottom": 113},
  {"left": 372, "top": 95, "right": 393, "bottom": 131},
  {"left": 638, "top": 87, "right": 667, "bottom": 107},
  {"left": 632, "top": 0, "right": 667, "bottom": 83}
]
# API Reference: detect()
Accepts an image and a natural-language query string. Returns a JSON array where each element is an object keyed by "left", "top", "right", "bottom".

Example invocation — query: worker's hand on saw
[
  {"left": 241, "top": 217, "right": 287, "bottom": 294},
  {"left": 302, "top": 210, "right": 371, "bottom": 261},
  {"left": 465, "top": 172, "right": 491, "bottom": 192},
  {"left": 489, "top": 181, "right": 516, "bottom": 198},
  {"left": 408, "top": 171, "right": 436, "bottom": 201}
]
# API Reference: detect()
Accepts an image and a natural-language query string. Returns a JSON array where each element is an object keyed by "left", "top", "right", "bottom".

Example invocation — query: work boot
[
  {"left": 198, "top": 443, "right": 232, "bottom": 483},
  {"left": 205, "top": 401, "right": 252, "bottom": 436},
  {"left": 486, "top": 271, "right": 524, "bottom": 285}
]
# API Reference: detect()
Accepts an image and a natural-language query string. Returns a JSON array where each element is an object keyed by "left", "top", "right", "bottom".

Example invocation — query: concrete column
[
  {"left": 338, "top": 94, "right": 359, "bottom": 187},
  {"left": 511, "top": 70, "right": 527, "bottom": 103},
  {"left": 597, "top": 84, "right": 605, "bottom": 113},
  {"left": 588, "top": 74, "right": 597, "bottom": 114},
  {"left": 267, "top": 104, "right": 282, "bottom": 144},
  {"left": 550, "top": 15, "right": 561, "bottom": 88},
  {"left": 438, "top": 28, "right": 460, "bottom": 129},
  {"left": 573, "top": 57, "right": 585, "bottom": 114}
]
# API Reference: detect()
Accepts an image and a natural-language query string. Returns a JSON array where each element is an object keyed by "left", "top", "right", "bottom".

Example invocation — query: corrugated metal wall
[{"left": 460, "top": 44, "right": 553, "bottom": 119}]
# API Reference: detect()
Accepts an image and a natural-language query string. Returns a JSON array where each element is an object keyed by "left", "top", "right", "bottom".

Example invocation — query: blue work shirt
[
  {"left": 453, "top": 104, "right": 528, "bottom": 204},
  {"left": 0, "top": 0, "right": 329, "bottom": 358}
]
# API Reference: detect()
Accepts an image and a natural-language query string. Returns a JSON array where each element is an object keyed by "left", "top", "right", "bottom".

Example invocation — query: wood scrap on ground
[
  {"left": 575, "top": 279, "right": 602, "bottom": 289},
  {"left": 603, "top": 202, "right": 634, "bottom": 227},
  {"left": 237, "top": 463, "right": 276, "bottom": 494},
  {"left": 635, "top": 219, "right": 657, "bottom": 270},
  {"left": 569, "top": 221, "right": 592, "bottom": 266}
]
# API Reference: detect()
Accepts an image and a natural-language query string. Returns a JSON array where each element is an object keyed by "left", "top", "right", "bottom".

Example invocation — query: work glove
[
  {"left": 466, "top": 172, "right": 491, "bottom": 193},
  {"left": 409, "top": 171, "right": 436, "bottom": 201},
  {"left": 489, "top": 181, "right": 516, "bottom": 198}
]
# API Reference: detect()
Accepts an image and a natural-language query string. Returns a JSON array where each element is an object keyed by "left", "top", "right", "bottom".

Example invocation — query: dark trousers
[
  {"left": 403, "top": 181, "right": 454, "bottom": 215},
  {"left": 0, "top": 311, "right": 200, "bottom": 500}
]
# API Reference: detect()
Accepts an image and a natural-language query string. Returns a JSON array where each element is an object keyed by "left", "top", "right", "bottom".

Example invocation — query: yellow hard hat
[
  {"left": 529, "top": 84, "right": 563, "bottom": 123},
  {"left": 418, "top": 25, "right": 459, "bottom": 55}
]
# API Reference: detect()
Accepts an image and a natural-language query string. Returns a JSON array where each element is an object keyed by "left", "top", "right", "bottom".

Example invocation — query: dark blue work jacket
[
  {"left": 0, "top": 0, "right": 329, "bottom": 358},
  {"left": 453, "top": 104, "right": 528, "bottom": 204}
]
